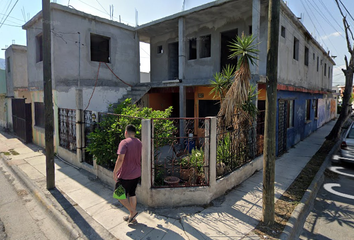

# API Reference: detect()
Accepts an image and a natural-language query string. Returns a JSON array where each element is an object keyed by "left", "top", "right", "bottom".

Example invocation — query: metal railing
[
  {"left": 58, "top": 108, "right": 76, "bottom": 152},
  {"left": 151, "top": 117, "right": 210, "bottom": 188},
  {"left": 216, "top": 113, "right": 257, "bottom": 179}
]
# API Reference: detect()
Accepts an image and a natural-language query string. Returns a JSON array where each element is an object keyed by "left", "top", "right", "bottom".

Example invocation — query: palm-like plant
[
  {"left": 210, "top": 64, "right": 235, "bottom": 103},
  {"left": 220, "top": 33, "right": 259, "bottom": 125}
]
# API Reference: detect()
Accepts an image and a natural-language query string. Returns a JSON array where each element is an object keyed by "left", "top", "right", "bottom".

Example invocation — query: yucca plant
[
  {"left": 220, "top": 33, "right": 259, "bottom": 125},
  {"left": 210, "top": 64, "right": 236, "bottom": 103}
]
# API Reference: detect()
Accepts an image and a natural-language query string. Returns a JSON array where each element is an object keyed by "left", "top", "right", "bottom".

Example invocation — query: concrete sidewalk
[{"left": 0, "top": 120, "right": 336, "bottom": 240}]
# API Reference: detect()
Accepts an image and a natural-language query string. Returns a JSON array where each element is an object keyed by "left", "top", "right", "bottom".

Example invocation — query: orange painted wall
[
  {"left": 149, "top": 93, "right": 173, "bottom": 111},
  {"left": 258, "top": 84, "right": 266, "bottom": 101}
]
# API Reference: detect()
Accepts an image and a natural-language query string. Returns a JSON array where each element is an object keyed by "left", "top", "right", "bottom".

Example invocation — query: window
[
  {"left": 313, "top": 53, "right": 315, "bottom": 60},
  {"left": 286, "top": 100, "right": 294, "bottom": 128},
  {"left": 90, "top": 33, "right": 110, "bottom": 63},
  {"left": 189, "top": 38, "right": 197, "bottom": 60},
  {"left": 304, "top": 47, "right": 309, "bottom": 66},
  {"left": 293, "top": 37, "right": 299, "bottom": 60},
  {"left": 249, "top": 25, "right": 252, "bottom": 35},
  {"left": 6, "top": 57, "right": 10, "bottom": 73},
  {"left": 157, "top": 45, "right": 163, "bottom": 54},
  {"left": 305, "top": 99, "right": 311, "bottom": 121},
  {"left": 34, "top": 102, "right": 45, "bottom": 128},
  {"left": 324, "top": 63, "right": 327, "bottom": 76},
  {"left": 200, "top": 35, "right": 211, "bottom": 58},
  {"left": 328, "top": 66, "right": 330, "bottom": 78},
  {"left": 317, "top": 56, "right": 319, "bottom": 72},
  {"left": 313, "top": 99, "right": 318, "bottom": 118},
  {"left": 36, "top": 34, "right": 43, "bottom": 63},
  {"left": 281, "top": 26, "right": 286, "bottom": 38}
]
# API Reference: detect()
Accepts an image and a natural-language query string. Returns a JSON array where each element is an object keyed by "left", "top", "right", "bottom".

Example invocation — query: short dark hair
[{"left": 125, "top": 124, "right": 136, "bottom": 134}]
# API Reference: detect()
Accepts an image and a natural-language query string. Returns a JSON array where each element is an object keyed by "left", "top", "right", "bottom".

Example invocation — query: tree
[
  {"left": 219, "top": 33, "right": 259, "bottom": 125},
  {"left": 326, "top": 0, "right": 354, "bottom": 141}
]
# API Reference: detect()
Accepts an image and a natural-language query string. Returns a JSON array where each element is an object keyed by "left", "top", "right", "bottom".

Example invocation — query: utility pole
[
  {"left": 43, "top": 0, "right": 55, "bottom": 189},
  {"left": 263, "top": 0, "right": 280, "bottom": 225}
]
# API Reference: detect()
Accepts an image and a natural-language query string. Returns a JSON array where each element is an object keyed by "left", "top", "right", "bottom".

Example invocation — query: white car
[{"left": 340, "top": 122, "right": 354, "bottom": 163}]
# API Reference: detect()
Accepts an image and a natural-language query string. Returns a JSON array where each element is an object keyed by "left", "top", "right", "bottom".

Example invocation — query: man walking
[{"left": 113, "top": 124, "right": 142, "bottom": 223}]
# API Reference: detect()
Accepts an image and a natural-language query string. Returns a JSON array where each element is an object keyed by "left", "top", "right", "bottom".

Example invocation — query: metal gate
[
  {"left": 278, "top": 99, "right": 287, "bottom": 155},
  {"left": 12, "top": 98, "right": 32, "bottom": 143}
]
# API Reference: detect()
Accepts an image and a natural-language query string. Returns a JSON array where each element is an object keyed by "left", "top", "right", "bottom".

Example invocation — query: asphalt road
[
  {"left": 0, "top": 159, "right": 69, "bottom": 240},
  {"left": 300, "top": 159, "right": 354, "bottom": 240}
]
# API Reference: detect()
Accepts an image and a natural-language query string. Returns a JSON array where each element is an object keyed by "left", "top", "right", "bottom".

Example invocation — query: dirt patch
[{"left": 254, "top": 140, "right": 336, "bottom": 239}]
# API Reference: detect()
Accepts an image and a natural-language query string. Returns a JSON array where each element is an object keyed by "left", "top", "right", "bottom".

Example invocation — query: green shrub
[{"left": 86, "top": 98, "right": 175, "bottom": 169}]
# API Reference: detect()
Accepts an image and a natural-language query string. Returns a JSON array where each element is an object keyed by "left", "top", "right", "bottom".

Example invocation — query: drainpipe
[
  {"left": 251, "top": 0, "right": 261, "bottom": 159},
  {"left": 178, "top": 17, "right": 186, "bottom": 142},
  {"left": 4, "top": 101, "right": 7, "bottom": 129},
  {"left": 76, "top": 32, "right": 84, "bottom": 163}
]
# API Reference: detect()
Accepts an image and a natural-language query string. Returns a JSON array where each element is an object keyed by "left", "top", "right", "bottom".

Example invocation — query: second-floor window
[
  {"left": 293, "top": 37, "right": 299, "bottom": 61},
  {"left": 36, "top": 34, "right": 43, "bottom": 63},
  {"left": 200, "top": 35, "right": 211, "bottom": 58},
  {"left": 324, "top": 63, "right": 327, "bottom": 76},
  {"left": 317, "top": 56, "right": 319, "bottom": 72},
  {"left": 304, "top": 47, "right": 309, "bottom": 66},
  {"left": 189, "top": 38, "right": 197, "bottom": 60},
  {"left": 90, "top": 33, "right": 110, "bottom": 63},
  {"left": 281, "top": 26, "right": 286, "bottom": 38}
]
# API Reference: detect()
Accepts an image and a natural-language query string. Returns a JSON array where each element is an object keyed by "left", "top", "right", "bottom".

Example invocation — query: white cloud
[{"left": 321, "top": 32, "right": 342, "bottom": 40}]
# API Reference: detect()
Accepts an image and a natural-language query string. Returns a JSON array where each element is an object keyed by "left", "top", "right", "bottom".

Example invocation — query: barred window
[{"left": 34, "top": 102, "right": 45, "bottom": 128}]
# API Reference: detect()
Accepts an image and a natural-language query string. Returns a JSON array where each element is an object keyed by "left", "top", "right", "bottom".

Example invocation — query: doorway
[
  {"left": 168, "top": 42, "right": 179, "bottom": 80},
  {"left": 220, "top": 29, "right": 238, "bottom": 71}
]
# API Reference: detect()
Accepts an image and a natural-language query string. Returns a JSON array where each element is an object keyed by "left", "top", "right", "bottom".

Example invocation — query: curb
[
  {"left": 0, "top": 153, "right": 83, "bottom": 239},
  {"left": 279, "top": 140, "right": 341, "bottom": 240}
]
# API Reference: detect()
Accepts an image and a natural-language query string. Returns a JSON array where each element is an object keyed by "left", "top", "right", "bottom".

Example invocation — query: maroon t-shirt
[{"left": 116, "top": 137, "right": 142, "bottom": 180}]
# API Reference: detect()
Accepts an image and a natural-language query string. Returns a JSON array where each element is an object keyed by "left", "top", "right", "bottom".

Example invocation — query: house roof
[
  {"left": 5, "top": 44, "right": 27, "bottom": 52},
  {"left": 22, "top": 3, "right": 135, "bottom": 32},
  {"left": 137, "top": 0, "right": 265, "bottom": 42},
  {"left": 136, "top": 0, "right": 335, "bottom": 65}
]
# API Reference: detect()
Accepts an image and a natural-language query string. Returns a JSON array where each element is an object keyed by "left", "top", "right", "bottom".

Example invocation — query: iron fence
[
  {"left": 58, "top": 108, "right": 76, "bottom": 152},
  {"left": 216, "top": 113, "right": 257, "bottom": 179},
  {"left": 83, "top": 110, "right": 97, "bottom": 165},
  {"left": 151, "top": 117, "right": 210, "bottom": 188}
]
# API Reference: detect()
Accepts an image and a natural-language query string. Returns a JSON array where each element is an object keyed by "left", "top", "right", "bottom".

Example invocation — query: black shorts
[{"left": 117, "top": 177, "right": 140, "bottom": 197}]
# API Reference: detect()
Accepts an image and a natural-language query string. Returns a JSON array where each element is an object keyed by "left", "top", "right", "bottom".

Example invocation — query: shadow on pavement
[{"left": 49, "top": 188, "right": 109, "bottom": 240}]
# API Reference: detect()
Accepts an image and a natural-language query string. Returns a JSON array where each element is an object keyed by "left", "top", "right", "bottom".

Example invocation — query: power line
[
  {"left": 95, "top": 0, "right": 109, "bottom": 15},
  {"left": 306, "top": 0, "right": 345, "bottom": 39},
  {"left": 0, "top": 0, "right": 13, "bottom": 25},
  {"left": 338, "top": 0, "right": 354, "bottom": 22},
  {"left": 318, "top": 0, "right": 344, "bottom": 32},
  {"left": 0, "top": 0, "right": 19, "bottom": 30},
  {"left": 300, "top": 0, "right": 337, "bottom": 53}
]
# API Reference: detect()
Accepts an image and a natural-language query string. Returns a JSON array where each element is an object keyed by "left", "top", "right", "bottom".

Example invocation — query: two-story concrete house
[
  {"left": 4, "top": 45, "right": 32, "bottom": 142},
  {"left": 22, "top": 3, "right": 140, "bottom": 163},
  {"left": 135, "top": 0, "right": 336, "bottom": 155}
]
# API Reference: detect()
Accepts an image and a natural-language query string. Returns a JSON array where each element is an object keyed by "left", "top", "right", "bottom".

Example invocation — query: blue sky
[{"left": 0, "top": 0, "right": 353, "bottom": 85}]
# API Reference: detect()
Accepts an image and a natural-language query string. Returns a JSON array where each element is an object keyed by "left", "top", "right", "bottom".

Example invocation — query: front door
[
  {"left": 278, "top": 99, "right": 287, "bottom": 155},
  {"left": 12, "top": 98, "right": 32, "bottom": 143}
]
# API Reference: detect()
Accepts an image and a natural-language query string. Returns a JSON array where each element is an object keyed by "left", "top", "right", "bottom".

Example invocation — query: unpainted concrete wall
[
  {"left": 278, "top": 10, "right": 333, "bottom": 91},
  {"left": 149, "top": 15, "right": 268, "bottom": 83},
  {"left": 5, "top": 46, "right": 28, "bottom": 96}
]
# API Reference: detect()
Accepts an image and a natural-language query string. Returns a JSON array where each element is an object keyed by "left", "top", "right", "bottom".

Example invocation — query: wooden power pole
[
  {"left": 43, "top": 0, "right": 55, "bottom": 189},
  {"left": 263, "top": 0, "right": 280, "bottom": 225}
]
